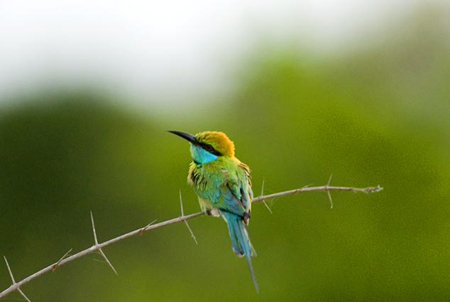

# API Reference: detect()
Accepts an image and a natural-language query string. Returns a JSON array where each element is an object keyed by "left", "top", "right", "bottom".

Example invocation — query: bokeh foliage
[{"left": 1, "top": 12, "right": 450, "bottom": 302}]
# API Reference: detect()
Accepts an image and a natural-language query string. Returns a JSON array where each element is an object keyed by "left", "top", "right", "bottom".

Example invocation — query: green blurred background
[{"left": 1, "top": 3, "right": 450, "bottom": 302}]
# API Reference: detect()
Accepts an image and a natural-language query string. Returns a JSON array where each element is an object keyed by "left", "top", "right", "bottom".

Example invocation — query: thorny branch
[{"left": 0, "top": 183, "right": 382, "bottom": 300}]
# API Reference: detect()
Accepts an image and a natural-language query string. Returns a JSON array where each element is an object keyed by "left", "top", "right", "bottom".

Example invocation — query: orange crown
[{"left": 195, "top": 131, "right": 235, "bottom": 157}]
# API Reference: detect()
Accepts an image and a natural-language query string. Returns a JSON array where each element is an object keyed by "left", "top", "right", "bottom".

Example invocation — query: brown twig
[{"left": 0, "top": 183, "right": 382, "bottom": 300}]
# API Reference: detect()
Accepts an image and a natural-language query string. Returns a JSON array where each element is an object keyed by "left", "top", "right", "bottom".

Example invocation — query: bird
[{"left": 169, "top": 130, "right": 259, "bottom": 292}]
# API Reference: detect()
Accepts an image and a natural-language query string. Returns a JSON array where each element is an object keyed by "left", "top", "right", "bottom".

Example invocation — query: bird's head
[{"left": 169, "top": 130, "right": 235, "bottom": 164}]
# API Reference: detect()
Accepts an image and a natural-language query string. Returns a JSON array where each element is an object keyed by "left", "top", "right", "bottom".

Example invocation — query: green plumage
[{"left": 188, "top": 157, "right": 252, "bottom": 220}]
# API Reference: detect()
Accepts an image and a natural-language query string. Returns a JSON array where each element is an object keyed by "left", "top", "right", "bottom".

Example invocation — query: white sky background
[{"left": 0, "top": 0, "right": 445, "bottom": 109}]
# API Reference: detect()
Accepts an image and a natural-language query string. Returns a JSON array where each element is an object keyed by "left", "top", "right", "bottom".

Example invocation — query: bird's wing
[
  {"left": 237, "top": 161, "right": 253, "bottom": 212},
  {"left": 219, "top": 180, "right": 246, "bottom": 217},
  {"left": 218, "top": 162, "right": 252, "bottom": 218}
]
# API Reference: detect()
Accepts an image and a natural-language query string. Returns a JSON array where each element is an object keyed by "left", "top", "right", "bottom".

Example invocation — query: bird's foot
[
  {"left": 243, "top": 212, "right": 251, "bottom": 225},
  {"left": 205, "top": 208, "right": 220, "bottom": 217},
  {"left": 232, "top": 247, "right": 245, "bottom": 258}
]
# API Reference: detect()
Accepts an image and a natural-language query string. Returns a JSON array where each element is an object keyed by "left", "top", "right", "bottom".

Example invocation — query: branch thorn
[
  {"left": 52, "top": 248, "right": 73, "bottom": 272},
  {"left": 4, "top": 256, "right": 31, "bottom": 302},
  {"left": 98, "top": 249, "right": 118, "bottom": 275},
  {"left": 180, "top": 190, "right": 198, "bottom": 245},
  {"left": 326, "top": 174, "right": 334, "bottom": 209},
  {"left": 140, "top": 219, "right": 157, "bottom": 235},
  {"left": 90, "top": 211, "right": 118, "bottom": 275},
  {"left": 260, "top": 179, "right": 273, "bottom": 214}
]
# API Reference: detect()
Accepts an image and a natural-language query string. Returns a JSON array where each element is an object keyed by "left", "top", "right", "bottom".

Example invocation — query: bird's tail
[{"left": 221, "top": 211, "right": 259, "bottom": 293}]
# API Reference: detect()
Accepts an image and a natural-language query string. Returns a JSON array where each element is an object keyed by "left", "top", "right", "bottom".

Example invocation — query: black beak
[{"left": 169, "top": 131, "right": 198, "bottom": 144}]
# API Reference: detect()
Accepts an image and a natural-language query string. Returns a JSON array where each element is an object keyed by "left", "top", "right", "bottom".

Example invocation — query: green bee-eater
[{"left": 170, "top": 130, "right": 258, "bottom": 292}]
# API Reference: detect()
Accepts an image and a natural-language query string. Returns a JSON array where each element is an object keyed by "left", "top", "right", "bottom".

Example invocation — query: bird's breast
[{"left": 188, "top": 163, "right": 226, "bottom": 202}]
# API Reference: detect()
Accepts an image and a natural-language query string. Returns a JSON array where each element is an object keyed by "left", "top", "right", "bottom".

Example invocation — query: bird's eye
[{"left": 201, "top": 143, "right": 222, "bottom": 156}]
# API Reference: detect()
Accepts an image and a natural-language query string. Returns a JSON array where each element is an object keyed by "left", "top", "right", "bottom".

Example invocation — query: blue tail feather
[{"left": 221, "top": 211, "right": 259, "bottom": 293}]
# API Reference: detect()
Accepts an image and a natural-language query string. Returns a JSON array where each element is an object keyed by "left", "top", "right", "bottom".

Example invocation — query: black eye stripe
[{"left": 199, "top": 143, "right": 222, "bottom": 156}]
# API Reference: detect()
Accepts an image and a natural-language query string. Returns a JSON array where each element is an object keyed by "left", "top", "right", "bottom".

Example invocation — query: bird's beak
[{"left": 169, "top": 131, "right": 198, "bottom": 144}]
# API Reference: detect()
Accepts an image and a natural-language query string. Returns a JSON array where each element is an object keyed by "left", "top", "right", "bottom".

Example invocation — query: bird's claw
[{"left": 205, "top": 208, "right": 220, "bottom": 217}]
